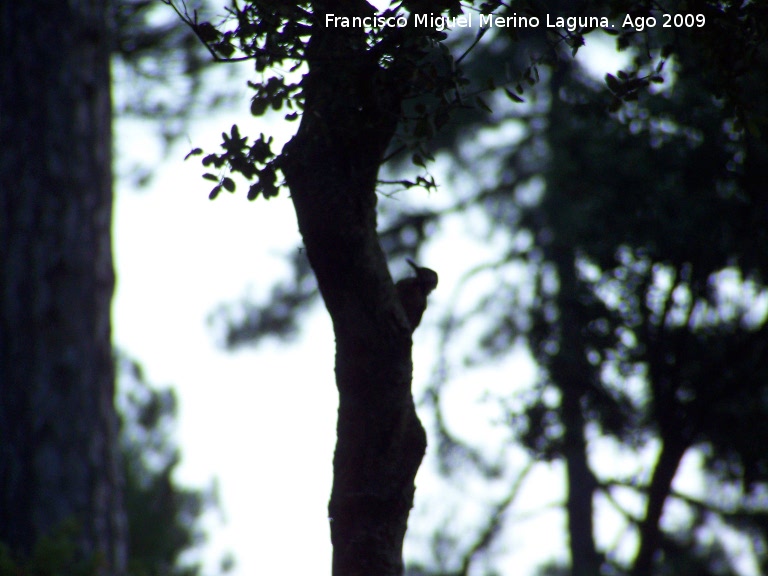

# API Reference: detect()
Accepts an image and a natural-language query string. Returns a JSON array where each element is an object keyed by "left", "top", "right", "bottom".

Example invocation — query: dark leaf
[
  {"left": 475, "top": 96, "right": 493, "bottom": 113},
  {"left": 504, "top": 88, "right": 525, "bottom": 103},
  {"left": 185, "top": 148, "right": 203, "bottom": 161},
  {"left": 605, "top": 73, "right": 620, "bottom": 93}
]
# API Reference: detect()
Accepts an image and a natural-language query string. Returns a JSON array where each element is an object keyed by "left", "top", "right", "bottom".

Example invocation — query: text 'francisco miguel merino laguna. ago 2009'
[{"left": 325, "top": 12, "right": 706, "bottom": 32}]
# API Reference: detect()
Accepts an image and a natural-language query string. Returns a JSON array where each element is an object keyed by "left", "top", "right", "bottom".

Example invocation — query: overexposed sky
[{"left": 113, "top": 93, "right": 337, "bottom": 573}]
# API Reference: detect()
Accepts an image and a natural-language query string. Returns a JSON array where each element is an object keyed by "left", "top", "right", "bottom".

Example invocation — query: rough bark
[
  {"left": 281, "top": 2, "right": 427, "bottom": 575},
  {"left": 0, "top": 0, "right": 127, "bottom": 573}
]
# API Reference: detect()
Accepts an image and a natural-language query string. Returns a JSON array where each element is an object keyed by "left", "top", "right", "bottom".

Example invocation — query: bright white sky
[
  {"left": 113, "top": 93, "right": 337, "bottom": 573},
  {"left": 110, "top": 13, "right": 757, "bottom": 576}
]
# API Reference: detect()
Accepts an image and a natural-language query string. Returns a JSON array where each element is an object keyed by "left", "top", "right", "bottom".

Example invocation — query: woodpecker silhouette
[{"left": 395, "top": 259, "right": 438, "bottom": 332}]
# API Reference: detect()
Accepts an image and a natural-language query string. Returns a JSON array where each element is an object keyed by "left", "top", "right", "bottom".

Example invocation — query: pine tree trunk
[{"left": 0, "top": 1, "right": 127, "bottom": 573}]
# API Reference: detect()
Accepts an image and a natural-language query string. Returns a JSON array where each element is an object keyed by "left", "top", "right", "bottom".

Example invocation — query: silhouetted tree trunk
[
  {"left": 538, "top": 65, "right": 603, "bottom": 576},
  {"left": 548, "top": 248, "right": 602, "bottom": 576},
  {"left": 0, "top": 1, "right": 127, "bottom": 573},
  {"left": 281, "top": 2, "right": 427, "bottom": 575}
]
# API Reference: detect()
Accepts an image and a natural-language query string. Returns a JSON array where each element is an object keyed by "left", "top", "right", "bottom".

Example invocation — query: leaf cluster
[
  {"left": 168, "top": 0, "right": 535, "bottom": 200},
  {"left": 187, "top": 125, "right": 279, "bottom": 200},
  {"left": 117, "top": 353, "right": 226, "bottom": 576}
]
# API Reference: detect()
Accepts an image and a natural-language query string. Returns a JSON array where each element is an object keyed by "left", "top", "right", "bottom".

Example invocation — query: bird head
[{"left": 406, "top": 258, "right": 438, "bottom": 293}]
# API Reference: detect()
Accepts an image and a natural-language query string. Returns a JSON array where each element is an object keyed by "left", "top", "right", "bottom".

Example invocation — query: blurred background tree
[{"left": 1, "top": 0, "right": 226, "bottom": 573}]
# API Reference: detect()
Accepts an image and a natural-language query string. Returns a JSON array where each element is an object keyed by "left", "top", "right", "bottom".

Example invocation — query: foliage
[
  {"left": 117, "top": 353, "right": 226, "bottom": 576},
  {"left": 168, "top": 0, "right": 768, "bottom": 203},
  {"left": 0, "top": 521, "right": 101, "bottom": 576},
  {"left": 0, "top": 353, "right": 220, "bottom": 576},
  {"left": 193, "top": 0, "right": 768, "bottom": 348},
  {"left": 412, "top": 11, "right": 768, "bottom": 576},
  {"left": 168, "top": 0, "right": 517, "bottom": 200}
]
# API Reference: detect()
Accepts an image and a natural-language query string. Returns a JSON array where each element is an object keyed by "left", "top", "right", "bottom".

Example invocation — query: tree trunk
[
  {"left": 281, "top": 3, "right": 427, "bottom": 575},
  {"left": 549, "top": 250, "right": 602, "bottom": 576},
  {"left": 630, "top": 439, "right": 686, "bottom": 576},
  {"left": 0, "top": 1, "right": 127, "bottom": 573}
]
